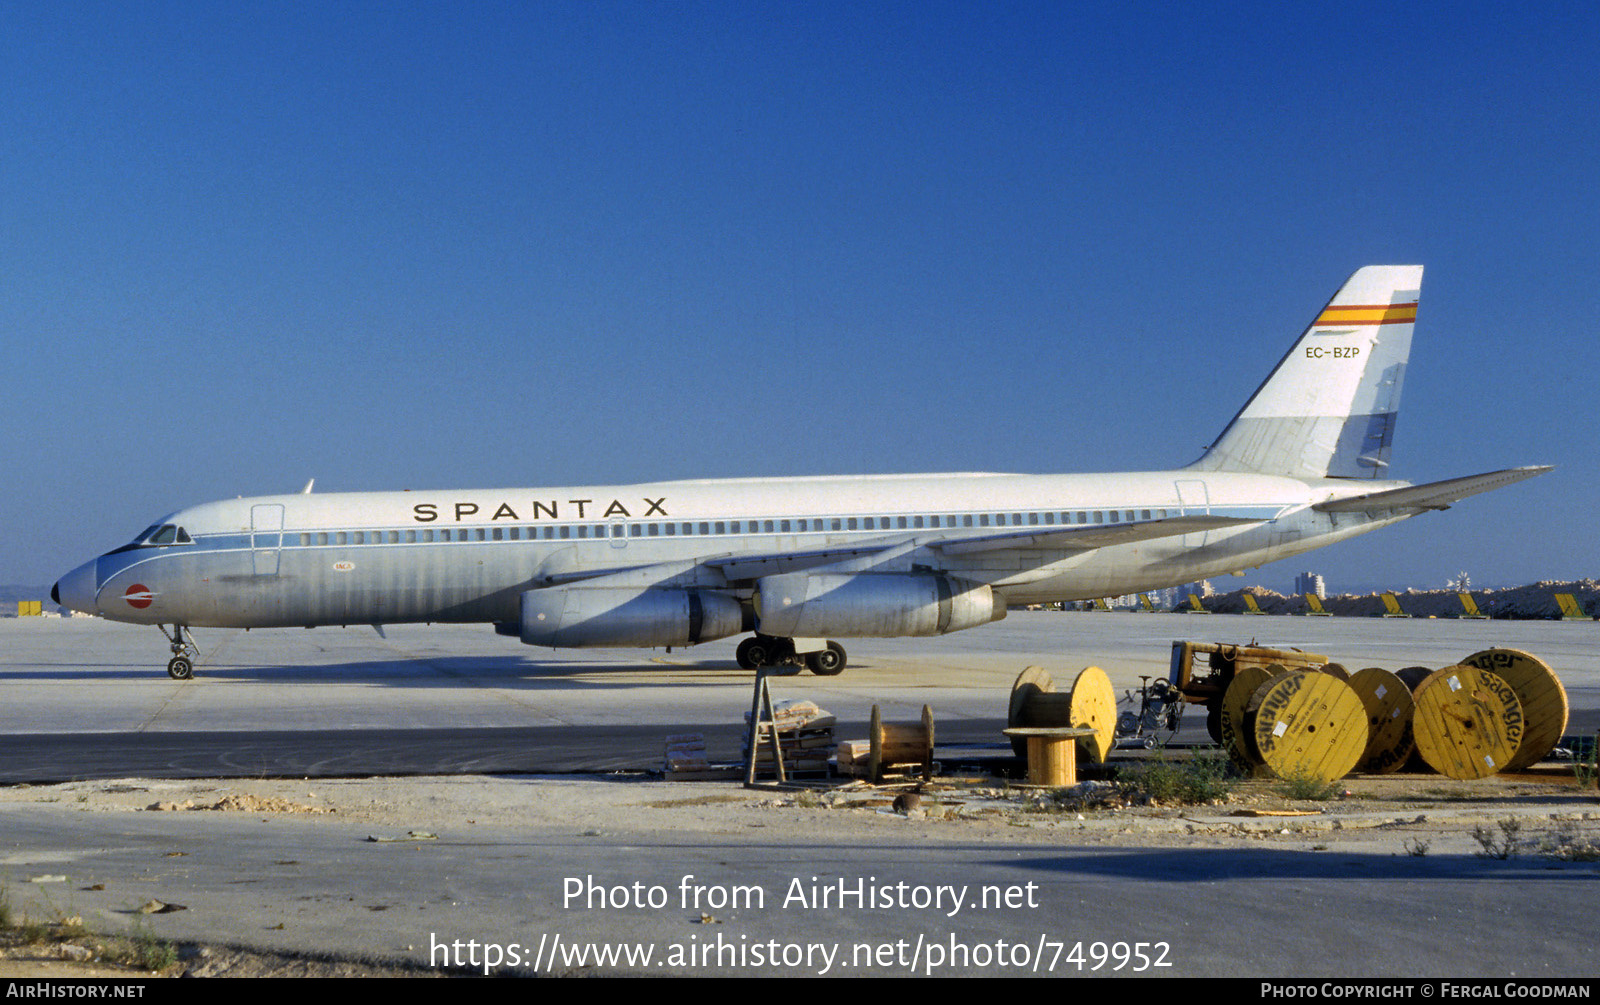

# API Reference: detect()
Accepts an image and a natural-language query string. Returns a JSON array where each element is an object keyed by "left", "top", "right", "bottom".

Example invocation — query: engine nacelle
[
  {"left": 520, "top": 586, "right": 745, "bottom": 648},
  {"left": 755, "top": 572, "right": 1005, "bottom": 638}
]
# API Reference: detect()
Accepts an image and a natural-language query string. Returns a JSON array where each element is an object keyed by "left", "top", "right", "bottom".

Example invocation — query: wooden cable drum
[
  {"left": 1410, "top": 666, "right": 1523, "bottom": 780},
  {"left": 1007, "top": 666, "right": 1054, "bottom": 757},
  {"left": 1067, "top": 666, "right": 1116, "bottom": 764},
  {"left": 1344, "top": 667, "right": 1415, "bottom": 774},
  {"left": 868, "top": 704, "right": 935, "bottom": 782},
  {"left": 1316, "top": 662, "right": 1352, "bottom": 682},
  {"left": 1395, "top": 666, "right": 1435, "bottom": 692},
  {"left": 1005, "top": 665, "right": 1114, "bottom": 764},
  {"left": 1219, "top": 664, "right": 1283, "bottom": 773},
  {"left": 1458, "top": 648, "right": 1567, "bottom": 771},
  {"left": 1243, "top": 670, "right": 1368, "bottom": 783}
]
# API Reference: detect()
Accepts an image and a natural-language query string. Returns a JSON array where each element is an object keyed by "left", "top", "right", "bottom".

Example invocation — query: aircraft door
[
  {"left": 251, "top": 504, "right": 284, "bottom": 576},
  {"left": 609, "top": 517, "right": 627, "bottom": 549},
  {"left": 1174, "top": 479, "right": 1210, "bottom": 548}
]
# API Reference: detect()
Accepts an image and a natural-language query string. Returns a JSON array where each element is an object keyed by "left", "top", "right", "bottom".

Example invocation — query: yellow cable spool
[
  {"left": 1244, "top": 671, "right": 1368, "bottom": 784},
  {"left": 1067, "top": 666, "right": 1116, "bottom": 764},
  {"left": 1345, "top": 667, "right": 1415, "bottom": 774},
  {"left": 1411, "top": 666, "right": 1523, "bottom": 780},
  {"left": 1459, "top": 649, "right": 1567, "bottom": 771}
]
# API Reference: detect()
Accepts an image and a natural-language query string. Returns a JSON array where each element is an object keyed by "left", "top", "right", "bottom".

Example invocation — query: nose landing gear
[{"left": 158, "top": 624, "right": 198, "bottom": 680}]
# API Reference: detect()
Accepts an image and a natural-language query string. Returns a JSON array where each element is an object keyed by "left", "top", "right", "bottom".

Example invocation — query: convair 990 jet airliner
[{"left": 55, "top": 266, "right": 1549, "bottom": 680}]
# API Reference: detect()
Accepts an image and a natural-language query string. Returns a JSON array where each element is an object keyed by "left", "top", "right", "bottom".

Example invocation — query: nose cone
[{"left": 53, "top": 560, "right": 99, "bottom": 615}]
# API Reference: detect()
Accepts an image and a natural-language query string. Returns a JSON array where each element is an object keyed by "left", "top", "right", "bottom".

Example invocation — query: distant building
[
  {"left": 1176, "top": 580, "right": 1213, "bottom": 601},
  {"left": 1294, "top": 572, "right": 1326, "bottom": 599}
]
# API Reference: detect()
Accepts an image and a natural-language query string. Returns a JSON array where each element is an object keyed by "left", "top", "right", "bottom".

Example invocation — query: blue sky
[{"left": 4, "top": 1, "right": 1595, "bottom": 593}]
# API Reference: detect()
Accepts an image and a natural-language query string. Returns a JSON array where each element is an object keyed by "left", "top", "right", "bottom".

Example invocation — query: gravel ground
[{"left": 3, "top": 764, "right": 1597, "bottom": 978}]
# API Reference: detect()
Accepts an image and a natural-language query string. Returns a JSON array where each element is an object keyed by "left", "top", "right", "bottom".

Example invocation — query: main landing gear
[
  {"left": 735, "top": 635, "right": 848, "bottom": 676},
  {"left": 158, "top": 624, "right": 198, "bottom": 680}
]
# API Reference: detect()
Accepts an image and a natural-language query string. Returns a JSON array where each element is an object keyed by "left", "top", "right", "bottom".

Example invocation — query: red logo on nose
[{"left": 124, "top": 584, "right": 155, "bottom": 609}]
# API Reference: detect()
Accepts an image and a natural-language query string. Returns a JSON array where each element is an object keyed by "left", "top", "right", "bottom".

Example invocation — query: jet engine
[
  {"left": 755, "top": 572, "right": 1005, "bottom": 638},
  {"left": 519, "top": 586, "right": 745, "bottom": 648}
]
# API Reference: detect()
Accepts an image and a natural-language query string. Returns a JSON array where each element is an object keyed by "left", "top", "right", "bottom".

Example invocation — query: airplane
[{"left": 54, "top": 265, "right": 1550, "bottom": 681}]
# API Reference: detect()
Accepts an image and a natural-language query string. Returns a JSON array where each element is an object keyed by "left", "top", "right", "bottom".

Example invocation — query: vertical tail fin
[{"left": 1190, "top": 265, "right": 1422, "bottom": 479}]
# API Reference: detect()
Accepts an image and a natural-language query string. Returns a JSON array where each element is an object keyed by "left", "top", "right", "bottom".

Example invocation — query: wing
[{"left": 707, "top": 513, "right": 1259, "bottom": 581}]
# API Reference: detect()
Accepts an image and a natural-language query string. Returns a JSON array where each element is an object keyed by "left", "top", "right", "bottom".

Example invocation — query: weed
[
  {"left": 1536, "top": 820, "right": 1600, "bottom": 862},
  {"left": 1472, "top": 817, "right": 1523, "bottom": 859},
  {"left": 1276, "top": 771, "right": 1343, "bottom": 801},
  {"left": 1120, "top": 746, "right": 1235, "bottom": 805},
  {"left": 1574, "top": 746, "right": 1598, "bottom": 790},
  {"left": 1403, "top": 838, "right": 1430, "bottom": 857},
  {"left": 794, "top": 790, "right": 821, "bottom": 809},
  {"left": 99, "top": 930, "right": 178, "bottom": 972}
]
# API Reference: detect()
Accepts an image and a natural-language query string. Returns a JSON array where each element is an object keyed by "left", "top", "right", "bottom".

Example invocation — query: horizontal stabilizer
[{"left": 1312, "top": 466, "right": 1552, "bottom": 514}]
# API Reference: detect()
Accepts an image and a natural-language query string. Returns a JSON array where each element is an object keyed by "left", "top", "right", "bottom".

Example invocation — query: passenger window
[
  {"left": 664, "top": 523, "right": 674, "bottom": 535},
  {"left": 561, "top": 526, "right": 572, "bottom": 539},
  {"left": 494, "top": 528, "right": 504, "bottom": 541},
  {"left": 648, "top": 523, "right": 659, "bottom": 536},
  {"left": 780, "top": 520, "right": 791, "bottom": 532},
  {"left": 715, "top": 522, "right": 726, "bottom": 534},
  {"left": 300, "top": 533, "right": 311, "bottom": 546},
  {"left": 831, "top": 519, "right": 842, "bottom": 531},
  {"left": 630, "top": 524, "right": 642, "bottom": 537},
  {"left": 847, "top": 518, "right": 858, "bottom": 530},
  {"left": 699, "top": 522, "right": 710, "bottom": 535}
]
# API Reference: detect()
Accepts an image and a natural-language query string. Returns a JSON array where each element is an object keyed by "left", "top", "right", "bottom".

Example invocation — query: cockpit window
[{"left": 141, "top": 524, "right": 192, "bottom": 546}]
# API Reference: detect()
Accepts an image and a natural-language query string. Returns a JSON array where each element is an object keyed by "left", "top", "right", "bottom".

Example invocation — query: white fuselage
[{"left": 55, "top": 469, "right": 1404, "bottom": 634}]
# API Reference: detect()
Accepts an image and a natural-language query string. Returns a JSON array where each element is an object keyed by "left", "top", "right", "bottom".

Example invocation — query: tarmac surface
[{"left": 1, "top": 612, "right": 1597, "bottom": 977}]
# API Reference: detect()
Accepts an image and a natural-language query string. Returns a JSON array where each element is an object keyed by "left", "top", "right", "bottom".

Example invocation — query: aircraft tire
[
  {"left": 736, "top": 637, "right": 769, "bottom": 670},
  {"left": 806, "top": 641, "right": 847, "bottom": 676},
  {"left": 167, "top": 656, "right": 194, "bottom": 681}
]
